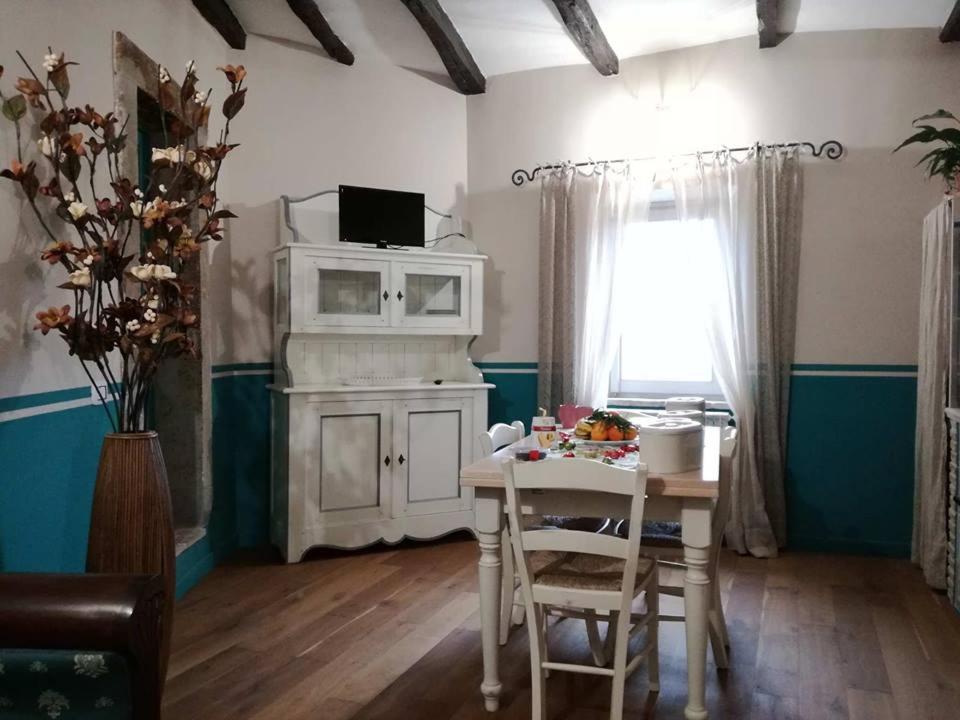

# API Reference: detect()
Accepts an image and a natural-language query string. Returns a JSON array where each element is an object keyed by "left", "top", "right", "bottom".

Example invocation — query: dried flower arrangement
[{"left": 0, "top": 49, "right": 246, "bottom": 432}]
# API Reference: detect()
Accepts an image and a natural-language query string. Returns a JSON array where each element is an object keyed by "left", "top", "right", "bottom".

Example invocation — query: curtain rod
[{"left": 510, "top": 140, "right": 844, "bottom": 186}]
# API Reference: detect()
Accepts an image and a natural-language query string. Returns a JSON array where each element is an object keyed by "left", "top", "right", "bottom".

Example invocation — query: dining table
[{"left": 459, "top": 425, "right": 720, "bottom": 720}]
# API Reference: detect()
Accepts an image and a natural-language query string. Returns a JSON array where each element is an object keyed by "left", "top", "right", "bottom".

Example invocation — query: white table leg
[
  {"left": 682, "top": 498, "right": 713, "bottom": 720},
  {"left": 475, "top": 488, "right": 505, "bottom": 712}
]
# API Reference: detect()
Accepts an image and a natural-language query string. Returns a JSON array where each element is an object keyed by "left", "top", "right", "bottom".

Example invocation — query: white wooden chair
[
  {"left": 504, "top": 458, "right": 659, "bottom": 720},
  {"left": 615, "top": 425, "right": 737, "bottom": 668}
]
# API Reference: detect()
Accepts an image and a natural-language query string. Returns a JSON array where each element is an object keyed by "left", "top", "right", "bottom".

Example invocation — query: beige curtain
[
  {"left": 538, "top": 168, "right": 576, "bottom": 412},
  {"left": 753, "top": 146, "right": 803, "bottom": 548},
  {"left": 672, "top": 146, "right": 801, "bottom": 556},
  {"left": 913, "top": 199, "right": 952, "bottom": 589},
  {"left": 537, "top": 164, "right": 653, "bottom": 413}
]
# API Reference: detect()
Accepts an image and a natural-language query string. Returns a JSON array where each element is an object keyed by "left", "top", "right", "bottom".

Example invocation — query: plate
[{"left": 571, "top": 437, "right": 637, "bottom": 447}]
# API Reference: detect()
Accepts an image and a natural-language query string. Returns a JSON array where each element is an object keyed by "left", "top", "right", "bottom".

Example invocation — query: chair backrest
[
  {"left": 503, "top": 458, "right": 649, "bottom": 614},
  {"left": 711, "top": 426, "right": 738, "bottom": 560},
  {"left": 479, "top": 421, "right": 525, "bottom": 455}
]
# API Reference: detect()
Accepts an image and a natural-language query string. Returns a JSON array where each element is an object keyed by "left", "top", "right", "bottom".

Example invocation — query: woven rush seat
[{"left": 530, "top": 551, "right": 656, "bottom": 592}]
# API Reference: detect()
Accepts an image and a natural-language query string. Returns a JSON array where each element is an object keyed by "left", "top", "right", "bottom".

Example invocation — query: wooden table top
[{"left": 460, "top": 425, "right": 720, "bottom": 498}]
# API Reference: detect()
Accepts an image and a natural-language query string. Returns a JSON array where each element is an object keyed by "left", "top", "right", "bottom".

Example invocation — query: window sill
[{"left": 608, "top": 396, "right": 731, "bottom": 413}]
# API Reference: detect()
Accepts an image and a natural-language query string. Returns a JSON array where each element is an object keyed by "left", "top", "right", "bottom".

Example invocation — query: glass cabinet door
[
  {"left": 304, "top": 256, "right": 391, "bottom": 328},
  {"left": 392, "top": 262, "right": 470, "bottom": 330}
]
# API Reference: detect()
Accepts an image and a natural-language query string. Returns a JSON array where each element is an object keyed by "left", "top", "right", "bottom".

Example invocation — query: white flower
[
  {"left": 194, "top": 89, "right": 208, "bottom": 105},
  {"left": 63, "top": 191, "right": 75, "bottom": 202},
  {"left": 126, "top": 319, "right": 141, "bottom": 332},
  {"left": 146, "top": 296, "right": 160, "bottom": 310},
  {"left": 129, "top": 264, "right": 177, "bottom": 282},
  {"left": 83, "top": 255, "right": 94, "bottom": 266},
  {"left": 68, "top": 267, "right": 91, "bottom": 287},
  {"left": 73, "top": 653, "right": 108, "bottom": 678},
  {"left": 154, "top": 264, "right": 177, "bottom": 280},
  {"left": 29, "top": 661, "right": 48, "bottom": 673},
  {"left": 185, "top": 59, "right": 197, "bottom": 74},
  {"left": 37, "top": 135, "right": 55, "bottom": 157},
  {"left": 151, "top": 330, "right": 161, "bottom": 344},
  {"left": 42, "top": 52, "right": 60, "bottom": 73},
  {"left": 158, "top": 184, "right": 167, "bottom": 194},
  {"left": 37, "top": 690, "right": 69, "bottom": 718},
  {"left": 94, "top": 697, "right": 115, "bottom": 709},
  {"left": 67, "top": 201, "right": 87, "bottom": 221},
  {"left": 158, "top": 65, "right": 171, "bottom": 84},
  {"left": 143, "top": 308, "right": 157, "bottom": 322},
  {"left": 194, "top": 160, "right": 213, "bottom": 181},
  {"left": 134, "top": 187, "right": 144, "bottom": 198},
  {"left": 130, "top": 200, "right": 143, "bottom": 217},
  {"left": 146, "top": 251, "right": 154, "bottom": 260}
]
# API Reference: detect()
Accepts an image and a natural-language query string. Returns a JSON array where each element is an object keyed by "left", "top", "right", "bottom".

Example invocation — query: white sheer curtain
[
  {"left": 672, "top": 150, "right": 784, "bottom": 557},
  {"left": 913, "top": 199, "right": 952, "bottom": 589},
  {"left": 538, "top": 164, "right": 654, "bottom": 411}
]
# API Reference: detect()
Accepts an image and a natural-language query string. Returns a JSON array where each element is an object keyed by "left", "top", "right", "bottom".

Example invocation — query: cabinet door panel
[
  {"left": 301, "top": 400, "right": 392, "bottom": 529},
  {"left": 302, "top": 256, "right": 391, "bottom": 329},
  {"left": 318, "top": 413, "right": 381, "bottom": 511},
  {"left": 391, "top": 262, "right": 471, "bottom": 331},
  {"left": 394, "top": 397, "right": 473, "bottom": 516}
]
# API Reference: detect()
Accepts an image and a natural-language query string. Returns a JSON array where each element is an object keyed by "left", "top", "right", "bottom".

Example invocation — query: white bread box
[{"left": 636, "top": 418, "right": 703, "bottom": 474}]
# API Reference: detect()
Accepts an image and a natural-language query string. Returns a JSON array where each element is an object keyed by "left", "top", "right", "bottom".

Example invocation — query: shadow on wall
[
  {"left": 0, "top": 205, "right": 69, "bottom": 396},
  {"left": 208, "top": 202, "right": 276, "bottom": 364}
]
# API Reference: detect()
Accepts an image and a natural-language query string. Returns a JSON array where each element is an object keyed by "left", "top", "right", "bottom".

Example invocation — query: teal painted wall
[
  {"left": 0, "top": 402, "right": 110, "bottom": 573},
  {"left": 0, "top": 361, "right": 918, "bottom": 601},
  {"left": 0, "top": 366, "right": 274, "bottom": 599},
  {"left": 785, "top": 369, "right": 917, "bottom": 557},
  {"left": 479, "top": 361, "right": 918, "bottom": 557}
]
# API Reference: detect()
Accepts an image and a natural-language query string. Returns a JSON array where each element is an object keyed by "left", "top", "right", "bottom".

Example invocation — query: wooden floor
[{"left": 166, "top": 535, "right": 960, "bottom": 720}]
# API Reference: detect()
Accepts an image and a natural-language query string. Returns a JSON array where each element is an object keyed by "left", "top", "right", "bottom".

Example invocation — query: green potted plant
[{"left": 895, "top": 109, "right": 960, "bottom": 194}]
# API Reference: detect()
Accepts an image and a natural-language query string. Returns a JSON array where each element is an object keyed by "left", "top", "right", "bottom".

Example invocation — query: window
[{"left": 610, "top": 209, "right": 723, "bottom": 398}]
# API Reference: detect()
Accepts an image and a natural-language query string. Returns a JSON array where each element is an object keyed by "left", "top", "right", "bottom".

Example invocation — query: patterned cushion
[
  {"left": 540, "top": 516, "right": 609, "bottom": 533},
  {"left": 0, "top": 650, "right": 130, "bottom": 719},
  {"left": 530, "top": 551, "right": 655, "bottom": 592},
  {"left": 617, "top": 520, "right": 683, "bottom": 548}
]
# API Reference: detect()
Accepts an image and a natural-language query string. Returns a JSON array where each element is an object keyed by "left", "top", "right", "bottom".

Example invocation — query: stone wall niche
[{"left": 113, "top": 32, "right": 213, "bottom": 553}]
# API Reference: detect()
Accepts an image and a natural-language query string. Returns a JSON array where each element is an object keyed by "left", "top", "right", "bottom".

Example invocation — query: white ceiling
[{"left": 229, "top": 0, "right": 958, "bottom": 79}]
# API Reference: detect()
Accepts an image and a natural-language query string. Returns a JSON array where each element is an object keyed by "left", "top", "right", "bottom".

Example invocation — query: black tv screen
[{"left": 338, "top": 185, "right": 425, "bottom": 247}]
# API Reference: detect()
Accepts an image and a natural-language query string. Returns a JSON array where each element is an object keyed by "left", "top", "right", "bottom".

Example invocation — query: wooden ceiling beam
[
  {"left": 192, "top": 0, "right": 246, "bottom": 50},
  {"left": 400, "top": 0, "right": 485, "bottom": 95},
  {"left": 286, "top": 0, "right": 354, "bottom": 65},
  {"left": 549, "top": 0, "right": 618, "bottom": 76},
  {"left": 756, "top": 0, "right": 782, "bottom": 49},
  {"left": 941, "top": 1, "right": 960, "bottom": 42}
]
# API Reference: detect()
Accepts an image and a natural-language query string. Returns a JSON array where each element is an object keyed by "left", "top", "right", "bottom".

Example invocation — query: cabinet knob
[
  {"left": 384, "top": 455, "right": 391, "bottom": 467},
  {"left": 382, "top": 290, "right": 389, "bottom": 302},
  {"left": 398, "top": 454, "right": 405, "bottom": 465}
]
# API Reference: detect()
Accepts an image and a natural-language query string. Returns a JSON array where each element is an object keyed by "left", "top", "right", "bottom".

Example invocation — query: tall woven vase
[{"left": 87, "top": 431, "right": 175, "bottom": 683}]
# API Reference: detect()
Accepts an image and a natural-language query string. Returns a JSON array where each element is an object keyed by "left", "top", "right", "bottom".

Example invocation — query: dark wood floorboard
[{"left": 166, "top": 539, "right": 960, "bottom": 719}]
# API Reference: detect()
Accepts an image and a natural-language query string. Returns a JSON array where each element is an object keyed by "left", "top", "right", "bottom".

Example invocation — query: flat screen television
[{"left": 338, "top": 185, "right": 425, "bottom": 248}]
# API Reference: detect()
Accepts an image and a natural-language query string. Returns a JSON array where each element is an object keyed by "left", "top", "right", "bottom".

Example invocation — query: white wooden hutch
[{"left": 270, "top": 240, "right": 491, "bottom": 562}]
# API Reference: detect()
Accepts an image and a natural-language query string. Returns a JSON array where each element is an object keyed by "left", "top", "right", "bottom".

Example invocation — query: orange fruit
[
  {"left": 624, "top": 426, "right": 638, "bottom": 440},
  {"left": 590, "top": 422, "right": 608, "bottom": 441},
  {"left": 607, "top": 425, "right": 624, "bottom": 441}
]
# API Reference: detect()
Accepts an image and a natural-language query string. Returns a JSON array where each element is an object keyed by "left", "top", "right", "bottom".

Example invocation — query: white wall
[
  {"left": 466, "top": 29, "right": 960, "bottom": 365},
  {"left": 0, "top": 0, "right": 468, "bottom": 398}
]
